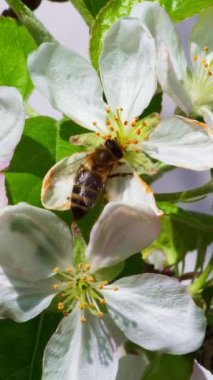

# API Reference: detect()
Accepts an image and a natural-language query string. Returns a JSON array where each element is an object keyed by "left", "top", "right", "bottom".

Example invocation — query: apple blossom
[
  {"left": 130, "top": 2, "right": 213, "bottom": 128},
  {"left": 0, "top": 86, "right": 24, "bottom": 207},
  {"left": 0, "top": 198, "right": 206, "bottom": 379}
]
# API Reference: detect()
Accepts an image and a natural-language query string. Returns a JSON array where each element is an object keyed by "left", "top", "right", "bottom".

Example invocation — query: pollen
[
  {"left": 58, "top": 302, "right": 64, "bottom": 311},
  {"left": 97, "top": 312, "right": 104, "bottom": 318},
  {"left": 131, "top": 121, "right": 136, "bottom": 127},
  {"left": 80, "top": 315, "right": 86, "bottom": 323},
  {"left": 193, "top": 54, "right": 198, "bottom": 61},
  {"left": 208, "top": 71, "right": 212, "bottom": 76},
  {"left": 124, "top": 120, "right": 128, "bottom": 126},
  {"left": 110, "top": 126, "right": 115, "bottom": 132},
  {"left": 113, "top": 286, "right": 119, "bottom": 291},
  {"left": 52, "top": 283, "right": 59, "bottom": 290},
  {"left": 52, "top": 267, "right": 60, "bottom": 273},
  {"left": 95, "top": 132, "right": 100, "bottom": 136},
  {"left": 204, "top": 46, "right": 209, "bottom": 53},
  {"left": 105, "top": 120, "right": 111, "bottom": 126},
  {"left": 92, "top": 121, "right": 97, "bottom": 126}
]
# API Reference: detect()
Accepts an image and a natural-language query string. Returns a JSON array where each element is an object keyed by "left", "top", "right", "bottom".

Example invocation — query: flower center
[
  {"left": 52, "top": 263, "right": 110, "bottom": 323},
  {"left": 189, "top": 45, "right": 213, "bottom": 108},
  {"left": 92, "top": 108, "right": 159, "bottom": 154}
]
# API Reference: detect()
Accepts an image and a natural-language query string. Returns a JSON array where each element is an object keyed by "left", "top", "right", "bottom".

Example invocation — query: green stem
[
  {"left": 69, "top": 0, "right": 94, "bottom": 28},
  {"left": 6, "top": 0, "right": 55, "bottom": 45},
  {"left": 155, "top": 178, "right": 213, "bottom": 203},
  {"left": 189, "top": 257, "right": 213, "bottom": 295}
]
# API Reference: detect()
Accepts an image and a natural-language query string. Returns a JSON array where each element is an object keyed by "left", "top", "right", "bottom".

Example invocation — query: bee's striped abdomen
[{"left": 71, "top": 169, "right": 103, "bottom": 220}]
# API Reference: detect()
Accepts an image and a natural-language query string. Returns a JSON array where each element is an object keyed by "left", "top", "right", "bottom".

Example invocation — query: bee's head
[{"left": 104, "top": 139, "right": 123, "bottom": 159}]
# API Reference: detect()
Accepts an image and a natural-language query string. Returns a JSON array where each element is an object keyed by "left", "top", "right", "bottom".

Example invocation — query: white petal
[
  {"left": 0, "top": 203, "right": 73, "bottom": 281},
  {"left": 103, "top": 273, "right": 206, "bottom": 354},
  {"left": 200, "top": 106, "right": 213, "bottom": 129},
  {"left": 86, "top": 199, "right": 161, "bottom": 272},
  {"left": 130, "top": 1, "right": 188, "bottom": 81},
  {"left": 190, "top": 8, "right": 213, "bottom": 65},
  {"left": 0, "top": 267, "right": 55, "bottom": 322},
  {"left": 99, "top": 17, "right": 156, "bottom": 122},
  {"left": 28, "top": 43, "right": 107, "bottom": 133},
  {"left": 190, "top": 361, "right": 211, "bottom": 380},
  {"left": 142, "top": 116, "right": 213, "bottom": 170},
  {"left": 43, "top": 308, "right": 119, "bottom": 380},
  {"left": 0, "top": 86, "right": 24, "bottom": 171},
  {"left": 106, "top": 166, "right": 162, "bottom": 215},
  {"left": 0, "top": 174, "right": 8, "bottom": 207},
  {"left": 157, "top": 44, "right": 193, "bottom": 114},
  {"left": 41, "top": 152, "right": 87, "bottom": 211},
  {"left": 116, "top": 352, "right": 148, "bottom": 380}
]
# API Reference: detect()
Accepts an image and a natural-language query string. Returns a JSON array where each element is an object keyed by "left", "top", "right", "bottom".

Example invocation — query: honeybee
[
  {"left": 41, "top": 138, "right": 133, "bottom": 220},
  {"left": 70, "top": 139, "right": 127, "bottom": 219}
]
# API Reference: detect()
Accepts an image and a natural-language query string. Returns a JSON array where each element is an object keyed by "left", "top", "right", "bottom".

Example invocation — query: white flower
[
  {"left": 131, "top": 2, "right": 213, "bottom": 127},
  {"left": 0, "top": 86, "right": 24, "bottom": 207},
  {"left": 0, "top": 201, "right": 206, "bottom": 379},
  {"left": 27, "top": 16, "right": 213, "bottom": 211}
]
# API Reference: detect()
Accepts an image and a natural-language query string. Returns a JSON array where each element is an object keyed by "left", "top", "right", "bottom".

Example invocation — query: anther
[
  {"left": 52, "top": 283, "right": 59, "bottom": 290},
  {"left": 204, "top": 46, "right": 209, "bottom": 53},
  {"left": 78, "top": 263, "right": 84, "bottom": 270},
  {"left": 142, "top": 121, "right": 147, "bottom": 127},
  {"left": 103, "top": 280, "right": 109, "bottom": 286},
  {"left": 114, "top": 117, "right": 119, "bottom": 122},
  {"left": 136, "top": 129, "right": 141, "bottom": 135},
  {"left": 80, "top": 315, "right": 86, "bottom": 323},
  {"left": 52, "top": 267, "right": 60, "bottom": 273},
  {"left": 132, "top": 140, "right": 138, "bottom": 144},
  {"left": 113, "top": 286, "right": 119, "bottom": 291},
  {"left": 95, "top": 132, "right": 100, "bottom": 136},
  {"left": 89, "top": 276, "right": 95, "bottom": 282},
  {"left": 97, "top": 312, "right": 104, "bottom": 318},
  {"left": 144, "top": 135, "right": 149, "bottom": 141},
  {"left": 84, "top": 263, "right": 91, "bottom": 271},
  {"left": 120, "top": 108, "right": 124, "bottom": 111},
  {"left": 90, "top": 303, "right": 95, "bottom": 309},
  {"left": 58, "top": 302, "right": 64, "bottom": 311},
  {"left": 67, "top": 281, "right": 73, "bottom": 286},
  {"left": 99, "top": 298, "right": 106, "bottom": 305},
  {"left": 79, "top": 302, "right": 87, "bottom": 310},
  {"left": 193, "top": 54, "right": 198, "bottom": 61},
  {"left": 131, "top": 121, "right": 136, "bottom": 127},
  {"left": 208, "top": 71, "right": 212, "bottom": 76},
  {"left": 110, "top": 126, "right": 114, "bottom": 132},
  {"left": 81, "top": 276, "right": 87, "bottom": 282},
  {"left": 65, "top": 266, "right": 73, "bottom": 273},
  {"left": 105, "top": 120, "right": 110, "bottom": 126},
  {"left": 92, "top": 121, "right": 97, "bottom": 126},
  {"left": 105, "top": 108, "right": 110, "bottom": 114},
  {"left": 124, "top": 120, "right": 128, "bottom": 126}
]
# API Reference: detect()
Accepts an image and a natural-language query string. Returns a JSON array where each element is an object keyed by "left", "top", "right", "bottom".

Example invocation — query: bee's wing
[{"left": 41, "top": 152, "right": 89, "bottom": 210}]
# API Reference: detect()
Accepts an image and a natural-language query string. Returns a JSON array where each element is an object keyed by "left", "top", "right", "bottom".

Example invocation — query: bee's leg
[{"left": 108, "top": 172, "right": 132, "bottom": 178}]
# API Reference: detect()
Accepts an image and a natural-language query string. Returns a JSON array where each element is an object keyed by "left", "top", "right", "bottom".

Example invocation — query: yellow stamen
[
  {"left": 80, "top": 316, "right": 86, "bottom": 323},
  {"left": 105, "top": 120, "right": 110, "bottom": 126},
  {"left": 84, "top": 263, "right": 91, "bottom": 271},
  {"left": 92, "top": 121, "right": 97, "bottom": 126},
  {"left": 124, "top": 120, "right": 128, "bottom": 126},
  {"left": 97, "top": 312, "right": 104, "bottom": 318},
  {"left": 52, "top": 267, "right": 60, "bottom": 273},
  {"left": 52, "top": 283, "right": 59, "bottom": 290},
  {"left": 58, "top": 302, "right": 64, "bottom": 311},
  {"left": 193, "top": 54, "right": 198, "bottom": 61},
  {"left": 65, "top": 266, "right": 73, "bottom": 273},
  {"left": 204, "top": 46, "right": 209, "bottom": 53},
  {"left": 100, "top": 298, "right": 106, "bottom": 305},
  {"left": 113, "top": 286, "right": 119, "bottom": 291},
  {"left": 89, "top": 276, "right": 95, "bottom": 282}
]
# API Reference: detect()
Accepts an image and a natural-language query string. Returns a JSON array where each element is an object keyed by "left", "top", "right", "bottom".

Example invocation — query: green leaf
[
  {"left": 0, "top": 312, "right": 61, "bottom": 380},
  {"left": 0, "top": 17, "right": 36, "bottom": 99},
  {"left": 90, "top": 0, "right": 213, "bottom": 70},
  {"left": 6, "top": 0, "right": 55, "bottom": 45},
  {"left": 142, "top": 354, "right": 193, "bottom": 380},
  {"left": 5, "top": 117, "right": 86, "bottom": 208},
  {"left": 69, "top": 0, "right": 110, "bottom": 26},
  {"left": 144, "top": 203, "right": 213, "bottom": 266}
]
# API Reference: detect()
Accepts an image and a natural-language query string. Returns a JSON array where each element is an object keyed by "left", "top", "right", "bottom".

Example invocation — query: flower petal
[
  {"left": 0, "top": 203, "right": 73, "bottom": 281},
  {"left": 200, "top": 106, "right": 213, "bottom": 129},
  {"left": 116, "top": 351, "right": 148, "bottom": 380},
  {"left": 190, "top": 361, "right": 211, "bottom": 380},
  {"left": 43, "top": 308, "right": 119, "bottom": 380},
  {"left": 190, "top": 7, "right": 213, "bottom": 65},
  {"left": 102, "top": 273, "right": 206, "bottom": 354},
  {"left": 142, "top": 116, "right": 213, "bottom": 170},
  {"left": 41, "top": 152, "right": 88, "bottom": 211},
  {"left": 157, "top": 44, "right": 193, "bottom": 114},
  {"left": 86, "top": 199, "right": 161, "bottom": 272},
  {"left": 28, "top": 43, "right": 107, "bottom": 133},
  {"left": 0, "top": 174, "right": 8, "bottom": 207},
  {"left": 99, "top": 17, "right": 156, "bottom": 122},
  {"left": 106, "top": 166, "right": 162, "bottom": 215},
  {"left": 0, "top": 86, "right": 24, "bottom": 171},
  {"left": 130, "top": 1, "right": 188, "bottom": 81},
  {"left": 0, "top": 267, "right": 55, "bottom": 322}
]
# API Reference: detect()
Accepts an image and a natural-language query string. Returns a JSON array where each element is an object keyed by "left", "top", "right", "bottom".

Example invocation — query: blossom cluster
[{"left": 0, "top": 1, "right": 212, "bottom": 379}]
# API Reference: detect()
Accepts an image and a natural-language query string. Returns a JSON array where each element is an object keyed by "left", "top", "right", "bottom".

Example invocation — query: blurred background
[{"left": 0, "top": 1, "right": 212, "bottom": 378}]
